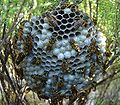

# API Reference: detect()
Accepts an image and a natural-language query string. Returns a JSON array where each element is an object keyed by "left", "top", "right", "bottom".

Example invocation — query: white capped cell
[
  {"left": 56, "top": 41, "right": 62, "bottom": 47},
  {"left": 23, "top": 28, "right": 31, "bottom": 33},
  {"left": 64, "top": 51, "right": 71, "bottom": 59},
  {"left": 42, "top": 23, "right": 49, "bottom": 29},
  {"left": 31, "top": 16, "right": 38, "bottom": 21},
  {"left": 44, "top": 17, "right": 48, "bottom": 23},
  {"left": 48, "top": 71, "right": 54, "bottom": 78},
  {"left": 78, "top": 26, "right": 83, "bottom": 31},
  {"left": 23, "top": 33, "right": 28, "bottom": 37},
  {"left": 66, "top": 45, "right": 71, "bottom": 50},
  {"left": 33, "top": 70, "right": 38, "bottom": 75},
  {"left": 62, "top": 40, "right": 69, "bottom": 46},
  {"left": 81, "top": 29, "right": 88, "bottom": 35},
  {"left": 78, "top": 35, "right": 86, "bottom": 41},
  {"left": 34, "top": 66, "right": 40, "bottom": 71},
  {"left": 37, "top": 70, "right": 44, "bottom": 75},
  {"left": 77, "top": 84, "right": 83, "bottom": 90},
  {"left": 64, "top": 75, "right": 69, "bottom": 81},
  {"left": 97, "top": 36, "right": 106, "bottom": 44},
  {"left": 78, "top": 41, "right": 83, "bottom": 45},
  {"left": 68, "top": 75, "right": 75, "bottom": 81},
  {"left": 80, "top": 55, "right": 86, "bottom": 62},
  {"left": 20, "top": 44, "right": 24, "bottom": 49},
  {"left": 86, "top": 62, "right": 90, "bottom": 67},
  {"left": 46, "top": 84, "right": 51, "bottom": 88},
  {"left": 84, "top": 38, "right": 91, "bottom": 45},
  {"left": 42, "top": 29, "right": 47, "bottom": 34},
  {"left": 60, "top": 47, "right": 66, "bottom": 53},
  {"left": 97, "top": 32, "right": 106, "bottom": 42},
  {"left": 71, "top": 49, "right": 77, "bottom": 56},
  {"left": 24, "top": 22, "right": 31, "bottom": 27},
  {"left": 47, "top": 31, "right": 52, "bottom": 37},
  {"left": 41, "top": 34, "right": 47, "bottom": 40},
  {"left": 53, "top": 48, "right": 60, "bottom": 55},
  {"left": 64, "top": 8, "right": 72, "bottom": 14},
  {"left": 74, "top": 37, "right": 79, "bottom": 42},
  {"left": 43, "top": 39, "right": 49, "bottom": 44},
  {"left": 37, "top": 41, "right": 43, "bottom": 48},
  {"left": 47, "top": 79, "right": 52, "bottom": 84},
  {"left": 58, "top": 53, "right": 64, "bottom": 60},
  {"left": 99, "top": 46, "right": 106, "bottom": 53},
  {"left": 17, "top": 40, "right": 21, "bottom": 45},
  {"left": 97, "top": 31, "right": 103, "bottom": 36},
  {"left": 66, "top": 84, "right": 72, "bottom": 89},
  {"left": 31, "top": 30, "right": 37, "bottom": 36}
]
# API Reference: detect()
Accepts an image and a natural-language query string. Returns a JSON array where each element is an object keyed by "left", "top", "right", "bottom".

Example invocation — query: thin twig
[
  {"left": 106, "top": 51, "right": 120, "bottom": 69},
  {"left": 88, "top": 0, "right": 92, "bottom": 18},
  {"left": 0, "top": 49, "right": 16, "bottom": 92}
]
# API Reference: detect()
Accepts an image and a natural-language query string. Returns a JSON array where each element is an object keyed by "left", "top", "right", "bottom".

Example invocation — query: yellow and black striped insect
[
  {"left": 44, "top": 12, "right": 58, "bottom": 27},
  {"left": 15, "top": 67, "right": 24, "bottom": 79},
  {"left": 61, "top": 60, "right": 70, "bottom": 73},
  {"left": 71, "top": 85, "right": 78, "bottom": 96},
  {"left": 31, "top": 74, "right": 47, "bottom": 82},
  {"left": 37, "top": 94, "right": 49, "bottom": 100},
  {"left": 89, "top": 62, "right": 96, "bottom": 78},
  {"left": 68, "top": 3, "right": 79, "bottom": 12},
  {"left": 16, "top": 52, "right": 26, "bottom": 65},
  {"left": 59, "top": 1, "right": 70, "bottom": 8},
  {"left": 60, "top": 1, "right": 78, "bottom": 11},
  {"left": 56, "top": 81, "right": 64, "bottom": 88},
  {"left": 31, "top": 74, "right": 41, "bottom": 81},
  {"left": 46, "top": 37, "right": 56, "bottom": 52},
  {"left": 31, "top": 57, "right": 42, "bottom": 65},
  {"left": 70, "top": 39, "right": 81, "bottom": 53},
  {"left": 12, "top": 34, "right": 18, "bottom": 49},
  {"left": 18, "top": 20, "right": 28, "bottom": 40},
  {"left": 88, "top": 39, "right": 100, "bottom": 55},
  {"left": 73, "top": 19, "right": 84, "bottom": 30},
  {"left": 23, "top": 35, "right": 33, "bottom": 55}
]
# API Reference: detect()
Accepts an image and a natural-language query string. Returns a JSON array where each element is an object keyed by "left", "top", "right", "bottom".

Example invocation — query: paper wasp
[
  {"left": 61, "top": 59, "right": 70, "bottom": 73},
  {"left": 31, "top": 74, "right": 47, "bottom": 82},
  {"left": 46, "top": 37, "right": 56, "bottom": 52},
  {"left": 44, "top": 12, "right": 58, "bottom": 27},
  {"left": 31, "top": 74, "right": 41, "bottom": 81},
  {"left": 68, "top": 4, "right": 79, "bottom": 12},
  {"left": 74, "top": 15, "right": 88, "bottom": 29},
  {"left": 15, "top": 67, "right": 24, "bottom": 79},
  {"left": 69, "top": 39, "right": 81, "bottom": 53},
  {"left": 16, "top": 52, "right": 25, "bottom": 65},
  {"left": 37, "top": 94, "right": 49, "bottom": 100},
  {"left": 71, "top": 85, "right": 77, "bottom": 95},
  {"left": 89, "top": 62, "right": 96, "bottom": 78},
  {"left": 73, "top": 19, "right": 84, "bottom": 30},
  {"left": 18, "top": 20, "right": 28, "bottom": 40},
  {"left": 23, "top": 35, "right": 33, "bottom": 55},
  {"left": 31, "top": 57, "right": 42, "bottom": 65},
  {"left": 56, "top": 81, "right": 64, "bottom": 88},
  {"left": 60, "top": 1, "right": 78, "bottom": 12}
]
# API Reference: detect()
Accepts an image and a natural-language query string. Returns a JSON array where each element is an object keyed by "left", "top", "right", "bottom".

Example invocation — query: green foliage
[
  {"left": 96, "top": 100, "right": 104, "bottom": 105},
  {"left": 0, "top": 0, "right": 119, "bottom": 105}
]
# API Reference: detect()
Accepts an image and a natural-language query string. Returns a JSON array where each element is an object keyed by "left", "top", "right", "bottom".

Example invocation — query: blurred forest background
[{"left": 0, "top": 0, "right": 120, "bottom": 105}]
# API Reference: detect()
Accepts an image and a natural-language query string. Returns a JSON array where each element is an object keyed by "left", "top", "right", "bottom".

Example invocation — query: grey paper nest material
[{"left": 16, "top": 2, "right": 106, "bottom": 98}]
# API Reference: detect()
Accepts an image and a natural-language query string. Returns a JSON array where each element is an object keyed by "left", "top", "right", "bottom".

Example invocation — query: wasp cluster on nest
[{"left": 14, "top": 1, "right": 106, "bottom": 99}]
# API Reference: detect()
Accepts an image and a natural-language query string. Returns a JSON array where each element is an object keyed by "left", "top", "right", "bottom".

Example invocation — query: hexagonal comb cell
[{"left": 16, "top": 1, "right": 106, "bottom": 99}]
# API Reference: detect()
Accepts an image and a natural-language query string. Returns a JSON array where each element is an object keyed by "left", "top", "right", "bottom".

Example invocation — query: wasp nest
[{"left": 15, "top": 2, "right": 106, "bottom": 98}]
